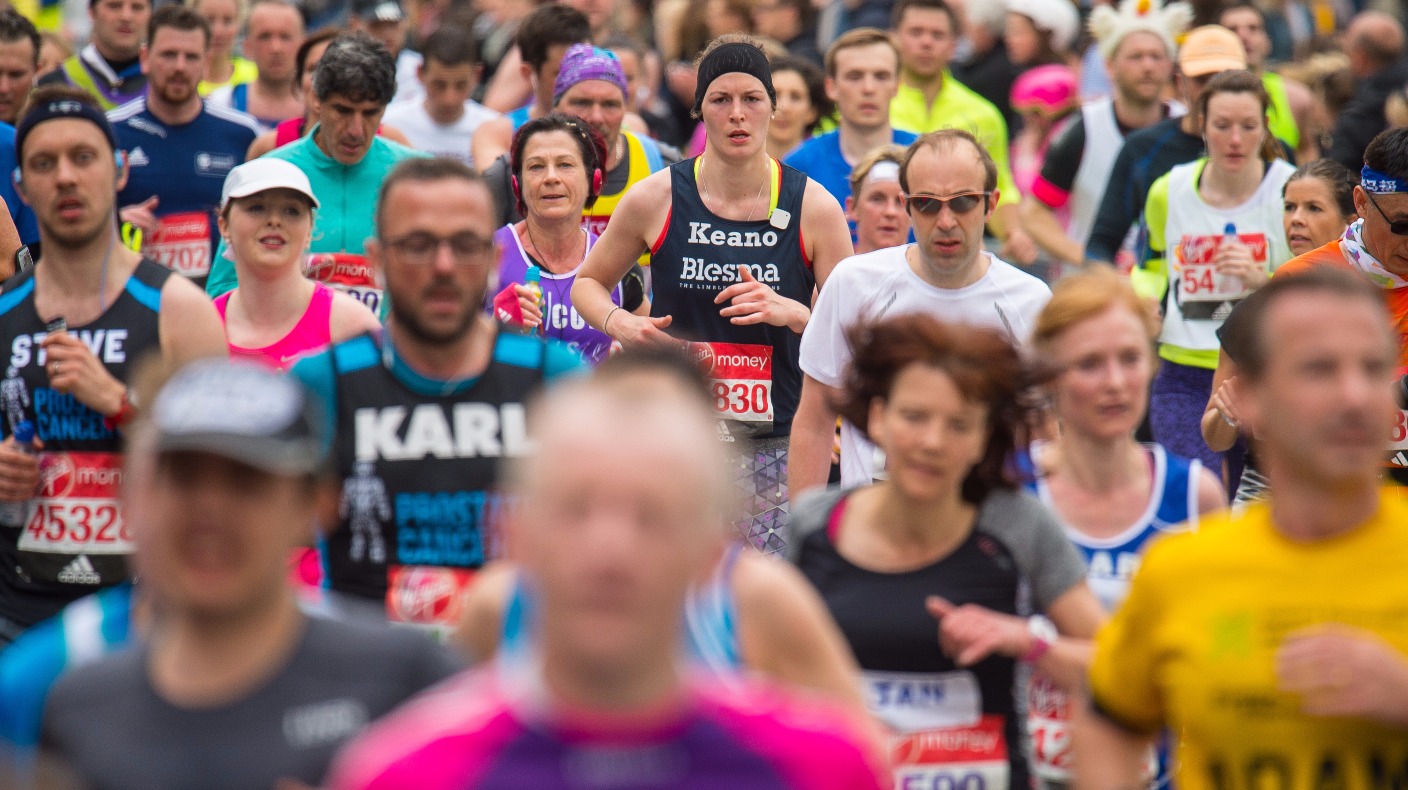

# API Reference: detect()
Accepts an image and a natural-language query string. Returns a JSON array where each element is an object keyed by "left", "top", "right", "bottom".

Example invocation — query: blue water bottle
[{"left": 0, "top": 421, "right": 37, "bottom": 527}]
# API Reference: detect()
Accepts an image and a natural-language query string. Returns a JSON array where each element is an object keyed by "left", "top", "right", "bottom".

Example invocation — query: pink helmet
[{"left": 1010, "top": 64, "right": 1079, "bottom": 117}]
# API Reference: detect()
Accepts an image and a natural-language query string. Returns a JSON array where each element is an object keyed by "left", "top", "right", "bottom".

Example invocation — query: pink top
[
  {"left": 214, "top": 281, "right": 335, "bottom": 371},
  {"left": 327, "top": 667, "right": 889, "bottom": 790}
]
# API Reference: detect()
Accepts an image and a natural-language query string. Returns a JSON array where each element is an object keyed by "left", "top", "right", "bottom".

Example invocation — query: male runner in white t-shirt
[
  {"left": 789, "top": 129, "right": 1051, "bottom": 493},
  {"left": 381, "top": 27, "right": 499, "bottom": 167}
]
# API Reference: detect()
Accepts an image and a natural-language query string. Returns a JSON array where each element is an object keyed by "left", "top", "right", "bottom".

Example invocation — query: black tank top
[
  {"left": 0, "top": 259, "right": 171, "bottom": 628},
  {"left": 796, "top": 494, "right": 1032, "bottom": 790},
  {"left": 650, "top": 157, "right": 813, "bottom": 439},
  {"left": 315, "top": 331, "right": 561, "bottom": 628}
]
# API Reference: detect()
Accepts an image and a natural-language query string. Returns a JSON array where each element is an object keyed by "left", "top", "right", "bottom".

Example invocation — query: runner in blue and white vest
[
  {"left": 574, "top": 37, "right": 853, "bottom": 554},
  {"left": 0, "top": 87, "right": 226, "bottom": 647}
]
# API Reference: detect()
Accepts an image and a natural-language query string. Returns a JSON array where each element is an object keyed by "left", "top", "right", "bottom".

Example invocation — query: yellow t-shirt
[{"left": 1090, "top": 491, "right": 1408, "bottom": 790}]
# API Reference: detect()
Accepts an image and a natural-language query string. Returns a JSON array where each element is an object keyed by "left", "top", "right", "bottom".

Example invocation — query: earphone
[{"left": 510, "top": 115, "right": 607, "bottom": 216}]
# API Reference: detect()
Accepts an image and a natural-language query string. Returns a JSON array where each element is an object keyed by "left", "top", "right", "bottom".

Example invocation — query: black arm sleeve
[
  {"left": 620, "top": 264, "right": 646, "bottom": 312},
  {"left": 1037, "top": 115, "right": 1087, "bottom": 194}
]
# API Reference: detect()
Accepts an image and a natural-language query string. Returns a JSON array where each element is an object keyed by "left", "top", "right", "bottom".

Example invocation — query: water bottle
[
  {"left": 522, "top": 265, "right": 543, "bottom": 335},
  {"left": 0, "top": 421, "right": 37, "bottom": 528}
]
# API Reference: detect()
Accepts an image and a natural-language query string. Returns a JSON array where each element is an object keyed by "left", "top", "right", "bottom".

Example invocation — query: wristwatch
[{"left": 1021, "top": 615, "right": 1058, "bottom": 664}]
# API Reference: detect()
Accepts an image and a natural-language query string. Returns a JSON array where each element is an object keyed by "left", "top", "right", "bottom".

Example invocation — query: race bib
[
  {"left": 17, "top": 452, "right": 128, "bottom": 555},
  {"left": 385, "top": 564, "right": 475, "bottom": 631},
  {"left": 1392, "top": 409, "right": 1408, "bottom": 457},
  {"left": 306, "top": 253, "right": 384, "bottom": 315},
  {"left": 689, "top": 342, "right": 773, "bottom": 436},
  {"left": 145, "top": 211, "right": 212, "bottom": 278},
  {"left": 1176, "top": 232, "right": 1268, "bottom": 304},
  {"left": 1028, "top": 672, "right": 1074, "bottom": 780},
  {"left": 891, "top": 715, "right": 1010, "bottom": 790}
]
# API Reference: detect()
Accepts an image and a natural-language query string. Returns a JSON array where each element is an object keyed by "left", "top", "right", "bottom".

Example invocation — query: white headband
[{"left": 864, "top": 161, "right": 900, "bottom": 186}]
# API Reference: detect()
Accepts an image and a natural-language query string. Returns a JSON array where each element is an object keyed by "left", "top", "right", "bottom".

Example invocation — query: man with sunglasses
[
  {"left": 789, "top": 129, "right": 1050, "bottom": 494},
  {"left": 1265, "top": 127, "right": 1408, "bottom": 485},
  {"left": 291, "top": 159, "right": 583, "bottom": 634}
]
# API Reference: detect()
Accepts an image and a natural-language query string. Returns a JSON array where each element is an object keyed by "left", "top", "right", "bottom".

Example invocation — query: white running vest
[
  {"left": 1158, "top": 158, "right": 1296, "bottom": 354},
  {"left": 1068, "top": 99, "right": 1122, "bottom": 247}
]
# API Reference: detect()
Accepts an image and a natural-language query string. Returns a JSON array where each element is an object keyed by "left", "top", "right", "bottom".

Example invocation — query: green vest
[{"left": 1262, "top": 72, "right": 1299, "bottom": 151}]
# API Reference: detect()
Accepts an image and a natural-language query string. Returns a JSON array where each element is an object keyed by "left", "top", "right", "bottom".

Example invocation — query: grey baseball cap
[{"left": 151, "top": 359, "right": 328, "bottom": 475}]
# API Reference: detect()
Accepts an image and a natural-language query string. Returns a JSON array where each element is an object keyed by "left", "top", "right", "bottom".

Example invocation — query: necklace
[
  {"left": 523, "top": 222, "right": 586, "bottom": 274},
  {"left": 698, "top": 155, "right": 768, "bottom": 222}
]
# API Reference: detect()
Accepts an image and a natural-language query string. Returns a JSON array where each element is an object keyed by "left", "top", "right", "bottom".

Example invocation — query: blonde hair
[
  {"left": 186, "top": 0, "right": 250, "bottom": 28},
  {"left": 1033, "top": 265, "right": 1160, "bottom": 357},
  {"left": 848, "top": 144, "right": 906, "bottom": 198}
]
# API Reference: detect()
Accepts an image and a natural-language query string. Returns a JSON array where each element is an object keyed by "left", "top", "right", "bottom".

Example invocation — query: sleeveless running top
[
  {"left": 290, "top": 331, "right": 582, "bottom": 630},
  {"left": 1024, "top": 441, "right": 1200, "bottom": 783},
  {"left": 0, "top": 260, "right": 171, "bottom": 629},
  {"left": 493, "top": 225, "right": 622, "bottom": 364},
  {"left": 273, "top": 117, "right": 304, "bottom": 148},
  {"left": 507, "top": 104, "right": 532, "bottom": 131},
  {"left": 500, "top": 543, "right": 743, "bottom": 678},
  {"left": 585, "top": 131, "right": 665, "bottom": 267},
  {"left": 650, "top": 157, "right": 813, "bottom": 439},
  {"left": 227, "top": 83, "right": 290, "bottom": 129},
  {"left": 214, "top": 281, "right": 336, "bottom": 371}
]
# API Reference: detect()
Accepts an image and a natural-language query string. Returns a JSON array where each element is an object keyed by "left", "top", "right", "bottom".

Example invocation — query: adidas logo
[
  {"left": 127, "top": 147, "right": 149, "bottom": 167},
  {"left": 57, "top": 555, "right": 100, "bottom": 585}
]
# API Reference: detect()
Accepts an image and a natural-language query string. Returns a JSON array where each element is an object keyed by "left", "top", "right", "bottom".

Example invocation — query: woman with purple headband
[{"left": 573, "top": 35, "right": 853, "bottom": 554}]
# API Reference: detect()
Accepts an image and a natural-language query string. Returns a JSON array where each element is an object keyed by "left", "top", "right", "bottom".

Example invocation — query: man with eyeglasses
[
  {"left": 788, "top": 129, "right": 1050, "bottom": 494},
  {"left": 1261, "top": 127, "right": 1408, "bottom": 485},
  {"left": 291, "top": 158, "right": 583, "bottom": 634}
]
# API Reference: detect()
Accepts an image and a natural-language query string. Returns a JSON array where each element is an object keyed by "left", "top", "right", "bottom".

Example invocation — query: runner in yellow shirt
[{"left": 1075, "top": 266, "right": 1408, "bottom": 790}]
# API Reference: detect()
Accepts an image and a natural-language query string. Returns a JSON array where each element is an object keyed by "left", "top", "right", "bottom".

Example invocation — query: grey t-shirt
[{"left": 41, "top": 615, "right": 462, "bottom": 790}]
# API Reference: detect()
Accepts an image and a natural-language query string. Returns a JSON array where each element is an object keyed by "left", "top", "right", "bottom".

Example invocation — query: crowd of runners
[{"left": 0, "top": 0, "right": 1404, "bottom": 785}]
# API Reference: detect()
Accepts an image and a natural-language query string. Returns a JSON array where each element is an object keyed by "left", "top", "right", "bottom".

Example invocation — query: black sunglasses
[
  {"left": 905, "top": 192, "right": 990, "bottom": 216},
  {"left": 1365, "top": 190, "right": 1408, "bottom": 236}
]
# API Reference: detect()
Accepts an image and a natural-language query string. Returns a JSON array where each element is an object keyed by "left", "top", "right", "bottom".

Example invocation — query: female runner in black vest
[{"left": 573, "top": 35, "right": 853, "bottom": 555}]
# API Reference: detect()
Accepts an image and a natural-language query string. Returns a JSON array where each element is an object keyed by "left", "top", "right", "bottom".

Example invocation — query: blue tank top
[
  {"left": 228, "top": 83, "right": 289, "bottom": 130},
  {"left": 501, "top": 543, "right": 743, "bottom": 678},
  {"left": 1028, "top": 442, "right": 1200, "bottom": 611},
  {"left": 493, "top": 224, "right": 619, "bottom": 364},
  {"left": 649, "top": 158, "right": 813, "bottom": 439},
  {"left": 507, "top": 104, "right": 532, "bottom": 131}
]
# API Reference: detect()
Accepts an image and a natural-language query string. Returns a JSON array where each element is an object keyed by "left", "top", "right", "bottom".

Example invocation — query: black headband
[
  {"left": 16, "top": 97, "right": 119, "bottom": 160},
  {"left": 693, "top": 42, "right": 776, "bottom": 116}
]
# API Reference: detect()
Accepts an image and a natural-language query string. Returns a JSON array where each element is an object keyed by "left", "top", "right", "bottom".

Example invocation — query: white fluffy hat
[
  {"left": 1007, "top": 0, "right": 1082, "bottom": 53},
  {"left": 1089, "top": 0, "right": 1194, "bottom": 60}
]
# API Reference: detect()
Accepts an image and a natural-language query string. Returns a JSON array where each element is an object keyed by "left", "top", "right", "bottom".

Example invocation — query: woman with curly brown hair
[{"left": 786, "top": 313, "right": 1103, "bottom": 790}]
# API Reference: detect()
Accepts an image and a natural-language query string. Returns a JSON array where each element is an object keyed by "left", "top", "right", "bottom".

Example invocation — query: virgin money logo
[
  {"left": 39, "top": 453, "right": 75, "bottom": 498},
  {"left": 688, "top": 342, "right": 716, "bottom": 375}
]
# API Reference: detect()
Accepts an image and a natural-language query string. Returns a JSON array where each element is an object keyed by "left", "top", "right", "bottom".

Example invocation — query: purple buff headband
[
  {"left": 553, "top": 44, "right": 628, "bottom": 106},
  {"left": 1361, "top": 165, "right": 1408, "bottom": 195}
]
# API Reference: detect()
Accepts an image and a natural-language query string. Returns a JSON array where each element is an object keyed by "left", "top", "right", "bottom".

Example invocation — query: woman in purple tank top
[
  {"left": 492, "top": 114, "right": 648, "bottom": 364},
  {"left": 214, "top": 158, "right": 381, "bottom": 371}
]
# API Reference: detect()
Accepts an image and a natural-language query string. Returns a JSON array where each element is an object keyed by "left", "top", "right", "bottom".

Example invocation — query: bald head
[{"left": 1347, "top": 11, "right": 1404, "bottom": 75}]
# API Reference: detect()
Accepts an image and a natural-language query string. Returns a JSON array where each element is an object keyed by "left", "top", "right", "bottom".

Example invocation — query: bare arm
[
  {"left": 159, "top": 273, "right": 230, "bottom": 365},
  {"left": 328, "top": 290, "right": 383, "bottom": 343},
  {"left": 573, "top": 171, "right": 677, "bottom": 347},
  {"left": 787, "top": 375, "right": 842, "bottom": 497},
  {"left": 991, "top": 202, "right": 1038, "bottom": 267},
  {"left": 471, "top": 117, "right": 514, "bottom": 174},
  {"left": 1201, "top": 349, "right": 1241, "bottom": 453},
  {"left": 0, "top": 197, "right": 20, "bottom": 280},
  {"left": 1072, "top": 701, "right": 1155, "bottom": 790},
  {"left": 1195, "top": 465, "right": 1228, "bottom": 513},
  {"left": 482, "top": 47, "right": 530, "bottom": 113},
  {"left": 734, "top": 552, "right": 867, "bottom": 716},
  {"left": 378, "top": 124, "right": 411, "bottom": 147},
  {"left": 452, "top": 561, "right": 517, "bottom": 662},
  {"left": 1035, "top": 583, "right": 1106, "bottom": 691},
  {"left": 1019, "top": 198, "right": 1082, "bottom": 266},
  {"left": 247, "top": 131, "right": 276, "bottom": 160},
  {"left": 800, "top": 180, "right": 852, "bottom": 293}
]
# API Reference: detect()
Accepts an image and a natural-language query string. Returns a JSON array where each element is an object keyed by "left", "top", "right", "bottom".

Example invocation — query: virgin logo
[
  {"left": 689, "top": 342, "right": 717, "bottom": 375},
  {"left": 391, "top": 568, "right": 457, "bottom": 623},
  {"left": 39, "top": 453, "right": 75, "bottom": 499}
]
